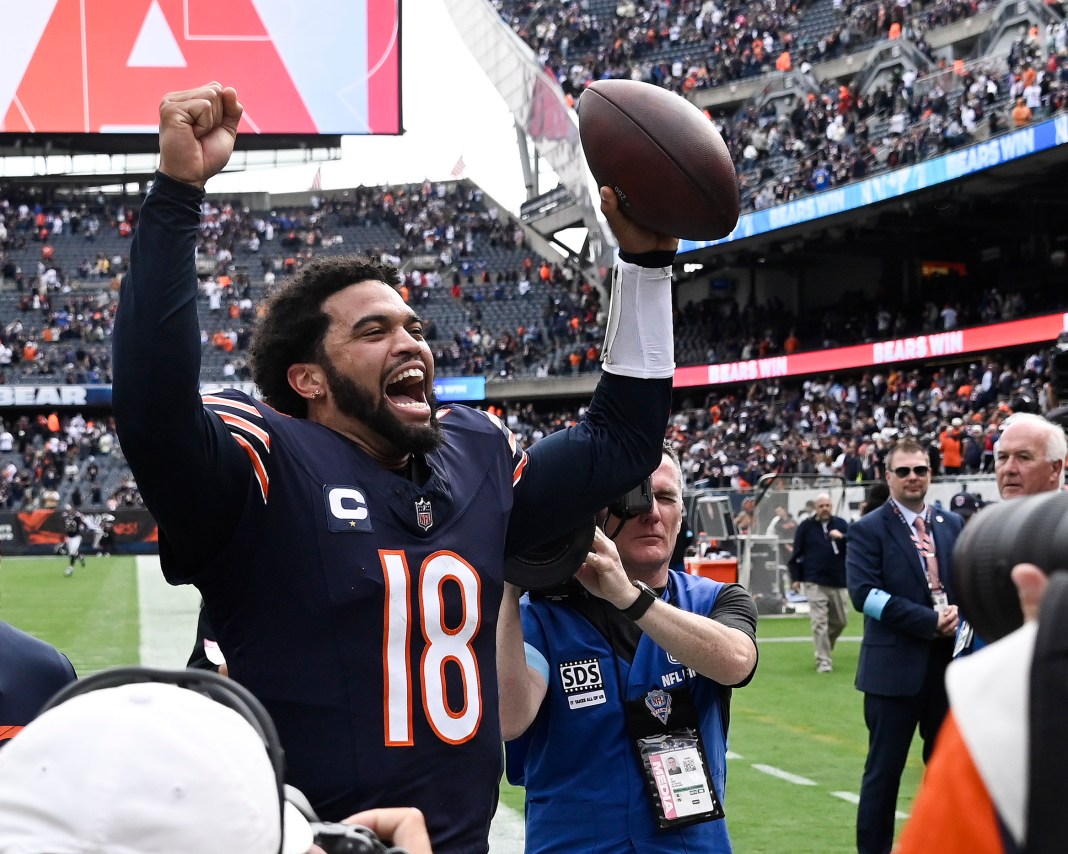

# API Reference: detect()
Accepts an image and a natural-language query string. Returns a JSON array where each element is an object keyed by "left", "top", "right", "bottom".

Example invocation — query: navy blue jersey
[
  {"left": 112, "top": 173, "right": 672, "bottom": 854},
  {"left": 0, "top": 621, "right": 76, "bottom": 747},
  {"left": 194, "top": 391, "right": 520, "bottom": 845}
]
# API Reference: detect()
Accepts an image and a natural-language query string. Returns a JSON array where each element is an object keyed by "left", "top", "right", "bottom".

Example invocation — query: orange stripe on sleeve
[
  {"left": 217, "top": 411, "right": 271, "bottom": 448},
  {"left": 232, "top": 434, "right": 269, "bottom": 502},
  {"left": 512, "top": 451, "right": 528, "bottom": 486},
  {"left": 202, "top": 394, "right": 261, "bottom": 416}
]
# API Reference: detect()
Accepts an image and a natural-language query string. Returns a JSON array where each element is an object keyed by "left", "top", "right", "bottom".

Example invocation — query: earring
[{"left": 311, "top": 389, "right": 321, "bottom": 400}]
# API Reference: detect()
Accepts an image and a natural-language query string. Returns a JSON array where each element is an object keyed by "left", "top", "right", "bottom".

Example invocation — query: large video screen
[{"left": 3, "top": 0, "right": 401, "bottom": 137}]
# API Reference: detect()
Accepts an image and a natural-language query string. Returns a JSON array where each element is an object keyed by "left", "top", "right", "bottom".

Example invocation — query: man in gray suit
[{"left": 846, "top": 437, "right": 962, "bottom": 854}]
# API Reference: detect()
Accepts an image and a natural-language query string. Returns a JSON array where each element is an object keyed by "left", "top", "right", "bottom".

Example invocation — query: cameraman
[{"left": 496, "top": 443, "right": 758, "bottom": 853}]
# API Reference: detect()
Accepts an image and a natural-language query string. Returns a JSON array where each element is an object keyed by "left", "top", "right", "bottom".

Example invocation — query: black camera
[
  {"left": 503, "top": 475, "right": 653, "bottom": 592},
  {"left": 606, "top": 476, "right": 653, "bottom": 518},
  {"left": 952, "top": 490, "right": 1068, "bottom": 642},
  {"left": 311, "top": 821, "right": 399, "bottom": 854}
]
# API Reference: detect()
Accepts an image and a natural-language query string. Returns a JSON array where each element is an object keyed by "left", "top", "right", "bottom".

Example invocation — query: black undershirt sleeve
[
  {"left": 506, "top": 372, "right": 672, "bottom": 556},
  {"left": 112, "top": 173, "right": 253, "bottom": 579}
]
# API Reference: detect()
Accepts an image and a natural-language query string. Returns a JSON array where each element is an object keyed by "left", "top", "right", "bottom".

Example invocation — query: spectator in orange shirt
[
  {"left": 211, "top": 331, "right": 234, "bottom": 353},
  {"left": 941, "top": 417, "right": 965, "bottom": 475},
  {"left": 1012, "top": 98, "right": 1032, "bottom": 127}
]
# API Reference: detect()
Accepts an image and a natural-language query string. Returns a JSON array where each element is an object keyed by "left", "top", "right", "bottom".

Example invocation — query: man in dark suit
[{"left": 846, "top": 437, "right": 962, "bottom": 854}]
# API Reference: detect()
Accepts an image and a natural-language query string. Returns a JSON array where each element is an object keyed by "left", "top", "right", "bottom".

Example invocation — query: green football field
[{"left": 1, "top": 557, "right": 924, "bottom": 853}]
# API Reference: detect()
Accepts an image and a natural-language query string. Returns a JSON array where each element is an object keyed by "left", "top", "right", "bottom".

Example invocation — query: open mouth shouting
[{"left": 385, "top": 365, "right": 432, "bottom": 420}]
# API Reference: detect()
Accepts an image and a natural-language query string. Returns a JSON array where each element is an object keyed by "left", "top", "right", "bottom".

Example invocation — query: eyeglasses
[{"left": 891, "top": 465, "right": 930, "bottom": 478}]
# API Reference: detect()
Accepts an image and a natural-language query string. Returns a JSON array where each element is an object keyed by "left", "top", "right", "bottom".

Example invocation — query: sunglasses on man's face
[{"left": 891, "top": 465, "right": 930, "bottom": 478}]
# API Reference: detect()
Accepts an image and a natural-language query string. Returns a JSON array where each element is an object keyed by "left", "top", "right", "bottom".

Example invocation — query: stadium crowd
[
  {"left": 495, "top": 0, "right": 1068, "bottom": 211},
  {"left": 0, "top": 342, "right": 1049, "bottom": 514},
  {"left": 2, "top": 174, "right": 1065, "bottom": 387},
  {"left": 0, "top": 180, "right": 610, "bottom": 384},
  {"left": 495, "top": 0, "right": 985, "bottom": 96},
  {"left": 2, "top": 0, "right": 1066, "bottom": 384}
]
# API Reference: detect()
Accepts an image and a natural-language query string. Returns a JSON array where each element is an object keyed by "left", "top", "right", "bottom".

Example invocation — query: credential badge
[
  {"left": 645, "top": 688, "right": 672, "bottom": 724},
  {"left": 415, "top": 497, "right": 433, "bottom": 531}
]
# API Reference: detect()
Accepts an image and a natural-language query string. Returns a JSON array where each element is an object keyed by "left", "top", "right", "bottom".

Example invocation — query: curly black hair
[{"left": 250, "top": 256, "right": 401, "bottom": 417}]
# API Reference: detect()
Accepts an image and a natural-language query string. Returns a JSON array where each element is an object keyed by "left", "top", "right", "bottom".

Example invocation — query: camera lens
[{"left": 952, "top": 491, "right": 1068, "bottom": 642}]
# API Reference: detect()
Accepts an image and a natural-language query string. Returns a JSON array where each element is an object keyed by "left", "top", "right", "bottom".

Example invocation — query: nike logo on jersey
[{"left": 325, "top": 485, "right": 374, "bottom": 533}]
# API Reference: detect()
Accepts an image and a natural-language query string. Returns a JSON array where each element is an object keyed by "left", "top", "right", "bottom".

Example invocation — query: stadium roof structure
[{"left": 443, "top": 0, "right": 613, "bottom": 279}]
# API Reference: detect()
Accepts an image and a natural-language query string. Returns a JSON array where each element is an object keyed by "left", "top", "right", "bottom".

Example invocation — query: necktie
[{"left": 912, "top": 515, "right": 942, "bottom": 591}]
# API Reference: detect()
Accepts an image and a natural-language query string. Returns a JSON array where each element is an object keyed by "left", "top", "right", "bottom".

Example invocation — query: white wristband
[{"left": 601, "top": 259, "right": 675, "bottom": 379}]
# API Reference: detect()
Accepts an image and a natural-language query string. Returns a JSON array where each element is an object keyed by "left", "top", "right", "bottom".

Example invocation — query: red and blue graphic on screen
[{"left": 2, "top": 0, "right": 401, "bottom": 135}]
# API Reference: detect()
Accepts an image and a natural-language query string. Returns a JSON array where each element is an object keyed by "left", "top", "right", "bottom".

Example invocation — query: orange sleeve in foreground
[{"left": 895, "top": 713, "right": 1005, "bottom": 854}]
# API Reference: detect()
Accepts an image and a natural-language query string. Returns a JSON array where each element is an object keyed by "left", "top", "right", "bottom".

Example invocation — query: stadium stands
[{"left": 494, "top": 1, "right": 1068, "bottom": 211}]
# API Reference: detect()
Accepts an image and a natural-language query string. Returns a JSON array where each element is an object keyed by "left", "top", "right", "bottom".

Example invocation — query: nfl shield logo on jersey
[
  {"left": 415, "top": 498, "right": 433, "bottom": 531},
  {"left": 645, "top": 688, "right": 672, "bottom": 724}
]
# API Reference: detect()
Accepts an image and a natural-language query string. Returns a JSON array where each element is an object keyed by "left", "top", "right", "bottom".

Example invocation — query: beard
[{"left": 323, "top": 359, "right": 444, "bottom": 456}]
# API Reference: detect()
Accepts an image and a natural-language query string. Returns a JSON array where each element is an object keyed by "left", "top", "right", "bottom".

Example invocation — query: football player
[
  {"left": 61, "top": 507, "right": 87, "bottom": 576},
  {"left": 112, "top": 83, "right": 678, "bottom": 854}
]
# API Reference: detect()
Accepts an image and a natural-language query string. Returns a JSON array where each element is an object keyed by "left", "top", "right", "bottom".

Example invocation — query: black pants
[{"left": 856, "top": 649, "right": 950, "bottom": 854}]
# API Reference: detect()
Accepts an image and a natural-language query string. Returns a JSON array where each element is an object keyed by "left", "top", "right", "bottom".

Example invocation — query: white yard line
[
  {"left": 735, "top": 752, "right": 910, "bottom": 821},
  {"left": 751, "top": 764, "right": 819, "bottom": 786},
  {"left": 136, "top": 555, "right": 202, "bottom": 668},
  {"left": 832, "top": 790, "right": 909, "bottom": 820}
]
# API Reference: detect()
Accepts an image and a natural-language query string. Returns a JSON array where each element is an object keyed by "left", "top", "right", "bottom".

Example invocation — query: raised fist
[{"left": 158, "top": 82, "right": 243, "bottom": 188}]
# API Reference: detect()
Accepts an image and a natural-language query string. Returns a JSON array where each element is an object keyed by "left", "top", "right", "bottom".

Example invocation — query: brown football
[{"left": 577, "top": 79, "right": 740, "bottom": 241}]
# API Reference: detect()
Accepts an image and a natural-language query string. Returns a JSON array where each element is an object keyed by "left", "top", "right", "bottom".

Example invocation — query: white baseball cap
[{"left": 0, "top": 682, "right": 313, "bottom": 854}]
